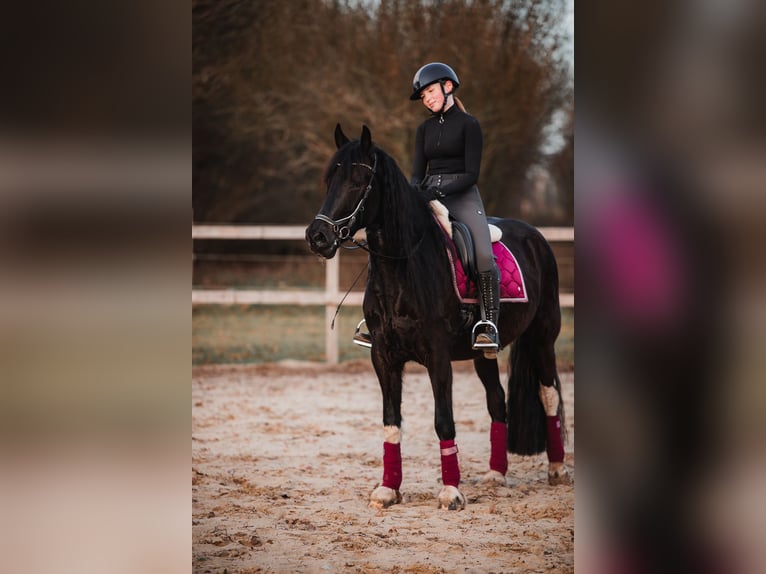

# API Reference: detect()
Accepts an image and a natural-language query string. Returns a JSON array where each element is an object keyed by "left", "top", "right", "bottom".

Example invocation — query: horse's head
[{"left": 306, "top": 124, "right": 380, "bottom": 258}]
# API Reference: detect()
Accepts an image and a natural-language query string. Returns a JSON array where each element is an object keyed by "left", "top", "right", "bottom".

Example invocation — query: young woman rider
[{"left": 354, "top": 62, "right": 500, "bottom": 355}]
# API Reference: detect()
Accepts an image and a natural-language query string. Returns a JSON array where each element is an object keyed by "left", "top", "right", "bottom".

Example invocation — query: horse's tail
[
  {"left": 506, "top": 232, "right": 565, "bottom": 455},
  {"left": 506, "top": 331, "right": 548, "bottom": 455}
]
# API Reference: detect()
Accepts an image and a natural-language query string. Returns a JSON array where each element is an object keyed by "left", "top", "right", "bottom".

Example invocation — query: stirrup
[
  {"left": 353, "top": 318, "right": 372, "bottom": 349},
  {"left": 471, "top": 320, "right": 498, "bottom": 354}
]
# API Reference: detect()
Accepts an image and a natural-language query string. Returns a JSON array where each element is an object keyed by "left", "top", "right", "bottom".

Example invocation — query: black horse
[{"left": 306, "top": 125, "right": 568, "bottom": 510}]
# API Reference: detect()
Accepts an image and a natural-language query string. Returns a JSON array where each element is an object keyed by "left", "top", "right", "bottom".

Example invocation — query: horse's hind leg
[
  {"left": 474, "top": 356, "right": 508, "bottom": 484},
  {"left": 537, "top": 340, "right": 570, "bottom": 485},
  {"left": 369, "top": 354, "right": 405, "bottom": 509}
]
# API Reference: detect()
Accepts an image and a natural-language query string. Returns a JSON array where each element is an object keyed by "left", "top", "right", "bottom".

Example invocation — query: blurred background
[{"left": 193, "top": 0, "right": 573, "bottom": 226}]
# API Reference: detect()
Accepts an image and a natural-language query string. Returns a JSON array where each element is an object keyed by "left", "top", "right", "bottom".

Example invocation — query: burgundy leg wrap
[
  {"left": 489, "top": 421, "right": 508, "bottom": 475},
  {"left": 381, "top": 442, "right": 402, "bottom": 490},
  {"left": 439, "top": 439, "right": 461, "bottom": 487},
  {"left": 546, "top": 415, "right": 565, "bottom": 462}
]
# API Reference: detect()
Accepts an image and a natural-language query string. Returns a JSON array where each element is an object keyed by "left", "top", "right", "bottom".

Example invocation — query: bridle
[
  {"left": 314, "top": 154, "right": 377, "bottom": 245},
  {"left": 313, "top": 152, "right": 426, "bottom": 261}
]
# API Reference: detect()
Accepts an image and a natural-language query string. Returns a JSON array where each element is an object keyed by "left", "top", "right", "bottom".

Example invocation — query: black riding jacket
[{"left": 410, "top": 105, "right": 483, "bottom": 197}]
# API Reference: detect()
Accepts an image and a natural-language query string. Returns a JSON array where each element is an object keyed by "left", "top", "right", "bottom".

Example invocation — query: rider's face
[{"left": 420, "top": 81, "right": 452, "bottom": 112}]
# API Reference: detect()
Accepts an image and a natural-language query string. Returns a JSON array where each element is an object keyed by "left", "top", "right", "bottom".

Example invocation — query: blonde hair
[{"left": 454, "top": 95, "right": 466, "bottom": 112}]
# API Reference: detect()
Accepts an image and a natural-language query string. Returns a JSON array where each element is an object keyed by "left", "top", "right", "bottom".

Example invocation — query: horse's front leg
[
  {"left": 428, "top": 358, "right": 466, "bottom": 510},
  {"left": 474, "top": 356, "right": 508, "bottom": 485},
  {"left": 369, "top": 352, "right": 404, "bottom": 509}
]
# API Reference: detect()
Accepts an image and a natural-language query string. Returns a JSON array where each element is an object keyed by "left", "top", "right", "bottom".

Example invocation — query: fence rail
[{"left": 193, "top": 225, "right": 573, "bottom": 363}]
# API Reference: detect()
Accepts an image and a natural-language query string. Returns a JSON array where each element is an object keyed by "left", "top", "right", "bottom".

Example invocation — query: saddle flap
[{"left": 451, "top": 221, "right": 476, "bottom": 278}]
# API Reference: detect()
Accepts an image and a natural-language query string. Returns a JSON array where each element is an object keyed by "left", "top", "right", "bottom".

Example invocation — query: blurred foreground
[
  {"left": 576, "top": 0, "right": 766, "bottom": 572},
  {"left": 0, "top": 1, "right": 188, "bottom": 572}
]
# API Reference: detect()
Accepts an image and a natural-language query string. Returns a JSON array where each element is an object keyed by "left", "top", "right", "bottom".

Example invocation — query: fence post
[{"left": 325, "top": 255, "right": 340, "bottom": 364}]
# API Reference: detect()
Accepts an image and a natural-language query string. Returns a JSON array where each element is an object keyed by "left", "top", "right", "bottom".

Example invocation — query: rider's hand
[{"left": 413, "top": 183, "right": 443, "bottom": 201}]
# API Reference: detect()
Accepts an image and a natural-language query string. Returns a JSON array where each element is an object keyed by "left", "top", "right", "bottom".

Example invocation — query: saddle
[
  {"left": 429, "top": 200, "right": 500, "bottom": 276},
  {"left": 429, "top": 201, "right": 527, "bottom": 303}
]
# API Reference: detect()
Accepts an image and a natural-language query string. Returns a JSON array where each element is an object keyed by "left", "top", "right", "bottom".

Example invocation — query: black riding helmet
[{"left": 409, "top": 62, "right": 460, "bottom": 101}]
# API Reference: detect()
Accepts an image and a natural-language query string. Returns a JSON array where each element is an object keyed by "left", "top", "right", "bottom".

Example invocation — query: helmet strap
[{"left": 438, "top": 80, "right": 453, "bottom": 117}]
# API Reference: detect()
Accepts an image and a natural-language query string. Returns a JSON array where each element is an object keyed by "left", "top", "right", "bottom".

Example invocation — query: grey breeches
[{"left": 424, "top": 176, "right": 495, "bottom": 272}]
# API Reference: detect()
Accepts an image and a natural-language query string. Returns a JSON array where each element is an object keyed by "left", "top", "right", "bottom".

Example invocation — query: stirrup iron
[
  {"left": 471, "top": 320, "right": 499, "bottom": 349},
  {"left": 352, "top": 318, "right": 372, "bottom": 348}
]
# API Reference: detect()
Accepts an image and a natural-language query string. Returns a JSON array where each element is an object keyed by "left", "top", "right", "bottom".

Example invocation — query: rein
[{"left": 348, "top": 233, "right": 426, "bottom": 261}]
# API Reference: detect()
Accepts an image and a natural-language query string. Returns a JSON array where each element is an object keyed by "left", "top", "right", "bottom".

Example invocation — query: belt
[{"left": 424, "top": 173, "right": 463, "bottom": 187}]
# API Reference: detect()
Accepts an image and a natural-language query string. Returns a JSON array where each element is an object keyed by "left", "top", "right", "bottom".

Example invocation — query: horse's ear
[
  {"left": 360, "top": 125, "right": 372, "bottom": 153},
  {"left": 334, "top": 124, "right": 350, "bottom": 149}
]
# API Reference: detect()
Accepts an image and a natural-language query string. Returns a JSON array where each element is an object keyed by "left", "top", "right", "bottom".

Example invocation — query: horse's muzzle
[{"left": 305, "top": 220, "right": 338, "bottom": 259}]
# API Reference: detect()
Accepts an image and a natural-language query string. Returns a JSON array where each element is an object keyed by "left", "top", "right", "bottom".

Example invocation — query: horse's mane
[{"left": 326, "top": 140, "right": 453, "bottom": 315}]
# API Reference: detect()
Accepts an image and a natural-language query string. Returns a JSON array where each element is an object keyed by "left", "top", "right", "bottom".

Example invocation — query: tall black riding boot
[{"left": 472, "top": 266, "right": 500, "bottom": 358}]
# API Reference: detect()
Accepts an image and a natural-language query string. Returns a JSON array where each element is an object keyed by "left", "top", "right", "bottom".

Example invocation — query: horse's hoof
[
  {"left": 480, "top": 470, "right": 507, "bottom": 486},
  {"left": 438, "top": 485, "right": 466, "bottom": 510},
  {"left": 548, "top": 462, "right": 571, "bottom": 485},
  {"left": 369, "top": 486, "right": 402, "bottom": 509}
]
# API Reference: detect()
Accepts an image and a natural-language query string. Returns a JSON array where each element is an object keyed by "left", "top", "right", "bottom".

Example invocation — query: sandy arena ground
[{"left": 192, "top": 360, "right": 574, "bottom": 573}]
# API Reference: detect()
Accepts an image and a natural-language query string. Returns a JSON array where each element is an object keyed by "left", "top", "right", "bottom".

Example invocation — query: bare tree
[{"left": 193, "top": 0, "right": 573, "bottom": 225}]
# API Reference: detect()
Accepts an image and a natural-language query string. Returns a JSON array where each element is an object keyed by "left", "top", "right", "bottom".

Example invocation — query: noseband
[{"left": 314, "top": 154, "right": 377, "bottom": 243}]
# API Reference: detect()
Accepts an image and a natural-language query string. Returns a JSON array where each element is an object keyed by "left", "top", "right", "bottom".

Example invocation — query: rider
[{"left": 354, "top": 62, "right": 500, "bottom": 355}]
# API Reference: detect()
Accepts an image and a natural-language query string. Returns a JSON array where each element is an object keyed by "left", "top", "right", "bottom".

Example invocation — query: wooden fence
[{"left": 192, "top": 225, "right": 573, "bottom": 364}]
